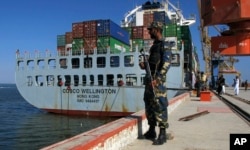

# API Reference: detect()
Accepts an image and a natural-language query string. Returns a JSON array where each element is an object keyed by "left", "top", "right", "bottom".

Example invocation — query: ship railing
[
  {"left": 16, "top": 50, "right": 56, "bottom": 60},
  {"left": 56, "top": 47, "right": 141, "bottom": 57}
]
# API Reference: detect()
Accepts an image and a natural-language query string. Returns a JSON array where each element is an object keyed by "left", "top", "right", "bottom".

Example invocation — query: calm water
[{"left": 0, "top": 84, "right": 116, "bottom": 150}]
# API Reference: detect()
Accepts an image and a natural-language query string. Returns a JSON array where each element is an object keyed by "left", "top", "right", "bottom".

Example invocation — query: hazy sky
[{"left": 0, "top": 0, "right": 249, "bottom": 84}]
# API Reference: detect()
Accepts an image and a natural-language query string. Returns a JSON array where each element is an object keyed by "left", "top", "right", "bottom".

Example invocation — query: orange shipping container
[
  {"left": 65, "top": 32, "right": 72, "bottom": 44},
  {"left": 83, "top": 20, "right": 97, "bottom": 37},
  {"left": 131, "top": 26, "right": 150, "bottom": 39},
  {"left": 72, "top": 22, "right": 84, "bottom": 38},
  {"left": 83, "top": 37, "right": 97, "bottom": 54},
  {"left": 143, "top": 13, "right": 154, "bottom": 27}
]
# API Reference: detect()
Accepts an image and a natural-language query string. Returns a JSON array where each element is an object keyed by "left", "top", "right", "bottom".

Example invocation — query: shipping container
[
  {"left": 57, "top": 35, "right": 65, "bottom": 47},
  {"left": 97, "top": 19, "right": 130, "bottom": 45},
  {"left": 65, "top": 32, "right": 73, "bottom": 44},
  {"left": 122, "top": 27, "right": 132, "bottom": 38},
  {"left": 154, "top": 11, "right": 167, "bottom": 23},
  {"left": 180, "top": 26, "right": 191, "bottom": 39},
  {"left": 97, "top": 36, "right": 130, "bottom": 54},
  {"left": 72, "top": 38, "right": 84, "bottom": 52},
  {"left": 83, "top": 37, "right": 97, "bottom": 54},
  {"left": 83, "top": 20, "right": 97, "bottom": 37},
  {"left": 72, "top": 22, "right": 84, "bottom": 38},
  {"left": 143, "top": 13, "right": 154, "bottom": 27},
  {"left": 57, "top": 46, "right": 65, "bottom": 51},
  {"left": 131, "top": 39, "right": 144, "bottom": 52},
  {"left": 163, "top": 24, "right": 178, "bottom": 37},
  {"left": 57, "top": 46, "right": 66, "bottom": 56},
  {"left": 131, "top": 26, "right": 150, "bottom": 39}
]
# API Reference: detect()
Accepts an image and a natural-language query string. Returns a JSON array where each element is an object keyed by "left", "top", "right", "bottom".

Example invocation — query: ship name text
[{"left": 62, "top": 88, "right": 117, "bottom": 103}]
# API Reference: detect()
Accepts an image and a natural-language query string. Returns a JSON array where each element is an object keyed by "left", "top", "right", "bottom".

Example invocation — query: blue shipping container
[
  {"left": 154, "top": 11, "right": 171, "bottom": 24},
  {"left": 97, "top": 19, "right": 130, "bottom": 45}
]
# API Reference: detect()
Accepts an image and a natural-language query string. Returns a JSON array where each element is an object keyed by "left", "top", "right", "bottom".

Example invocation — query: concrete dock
[
  {"left": 123, "top": 87, "right": 250, "bottom": 150},
  {"left": 42, "top": 87, "right": 249, "bottom": 150}
]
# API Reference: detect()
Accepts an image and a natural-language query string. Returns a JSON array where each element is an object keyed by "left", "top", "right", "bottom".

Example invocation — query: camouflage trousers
[{"left": 143, "top": 83, "right": 169, "bottom": 128}]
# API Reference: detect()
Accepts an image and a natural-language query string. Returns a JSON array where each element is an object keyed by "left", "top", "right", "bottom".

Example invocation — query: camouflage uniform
[{"left": 144, "top": 39, "right": 172, "bottom": 128}]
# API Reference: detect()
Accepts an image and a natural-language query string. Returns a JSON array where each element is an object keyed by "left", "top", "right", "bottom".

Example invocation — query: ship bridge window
[
  {"left": 90, "top": 75, "right": 94, "bottom": 86},
  {"left": 35, "top": 75, "right": 44, "bottom": 86},
  {"left": 48, "top": 59, "right": 56, "bottom": 69},
  {"left": 124, "top": 55, "right": 134, "bottom": 67},
  {"left": 60, "top": 58, "right": 67, "bottom": 69},
  {"left": 107, "top": 74, "right": 114, "bottom": 86},
  {"left": 27, "top": 60, "right": 35, "bottom": 70},
  {"left": 64, "top": 75, "right": 71, "bottom": 86},
  {"left": 126, "top": 74, "right": 137, "bottom": 86},
  {"left": 84, "top": 57, "right": 92, "bottom": 68},
  {"left": 74, "top": 75, "right": 79, "bottom": 86},
  {"left": 97, "top": 57, "right": 106, "bottom": 68},
  {"left": 38, "top": 59, "right": 45, "bottom": 69},
  {"left": 98, "top": 75, "right": 103, "bottom": 86},
  {"left": 27, "top": 76, "right": 33, "bottom": 86},
  {"left": 72, "top": 58, "right": 80, "bottom": 68},
  {"left": 17, "top": 60, "right": 25, "bottom": 70},
  {"left": 82, "top": 75, "right": 87, "bottom": 86},
  {"left": 46, "top": 75, "right": 54, "bottom": 86},
  {"left": 110, "top": 56, "right": 119, "bottom": 67}
]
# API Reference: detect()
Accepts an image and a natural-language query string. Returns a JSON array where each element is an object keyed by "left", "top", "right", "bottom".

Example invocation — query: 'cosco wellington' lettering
[{"left": 62, "top": 88, "right": 116, "bottom": 94}]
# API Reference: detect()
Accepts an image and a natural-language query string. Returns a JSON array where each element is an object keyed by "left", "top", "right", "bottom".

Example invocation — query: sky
[{"left": 0, "top": 0, "right": 249, "bottom": 85}]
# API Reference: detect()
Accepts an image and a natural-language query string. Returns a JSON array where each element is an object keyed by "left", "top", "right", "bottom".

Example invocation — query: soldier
[{"left": 139, "top": 21, "right": 172, "bottom": 145}]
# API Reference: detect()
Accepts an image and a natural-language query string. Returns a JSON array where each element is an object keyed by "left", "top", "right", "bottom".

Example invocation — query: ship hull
[{"left": 15, "top": 51, "right": 184, "bottom": 116}]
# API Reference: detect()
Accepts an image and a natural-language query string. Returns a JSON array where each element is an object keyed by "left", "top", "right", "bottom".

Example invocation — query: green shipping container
[
  {"left": 131, "top": 39, "right": 144, "bottom": 52},
  {"left": 57, "top": 35, "right": 66, "bottom": 47},
  {"left": 97, "top": 36, "right": 130, "bottom": 54},
  {"left": 72, "top": 38, "right": 84, "bottom": 53},
  {"left": 163, "top": 24, "right": 178, "bottom": 37}
]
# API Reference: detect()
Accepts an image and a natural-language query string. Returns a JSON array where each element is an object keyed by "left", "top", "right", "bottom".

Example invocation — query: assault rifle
[{"left": 140, "top": 48, "right": 156, "bottom": 96}]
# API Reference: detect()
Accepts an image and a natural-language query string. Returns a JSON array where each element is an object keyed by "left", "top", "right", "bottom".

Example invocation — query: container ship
[{"left": 15, "top": 0, "right": 198, "bottom": 116}]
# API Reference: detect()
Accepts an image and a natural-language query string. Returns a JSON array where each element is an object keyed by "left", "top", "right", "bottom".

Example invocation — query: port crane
[{"left": 197, "top": 0, "right": 247, "bottom": 88}]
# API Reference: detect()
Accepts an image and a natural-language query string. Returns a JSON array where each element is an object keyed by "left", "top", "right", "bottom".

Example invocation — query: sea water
[{"left": 0, "top": 84, "right": 115, "bottom": 150}]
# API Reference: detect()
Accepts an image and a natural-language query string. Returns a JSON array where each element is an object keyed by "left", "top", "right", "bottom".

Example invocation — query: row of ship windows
[
  {"left": 18, "top": 55, "right": 138, "bottom": 70},
  {"left": 27, "top": 74, "right": 146, "bottom": 87}
]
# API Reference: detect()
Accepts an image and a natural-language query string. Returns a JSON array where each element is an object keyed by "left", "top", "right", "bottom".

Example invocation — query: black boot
[
  {"left": 143, "top": 126, "right": 156, "bottom": 139},
  {"left": 153, "top": 128, "right": 166, "bottom": 145}
]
